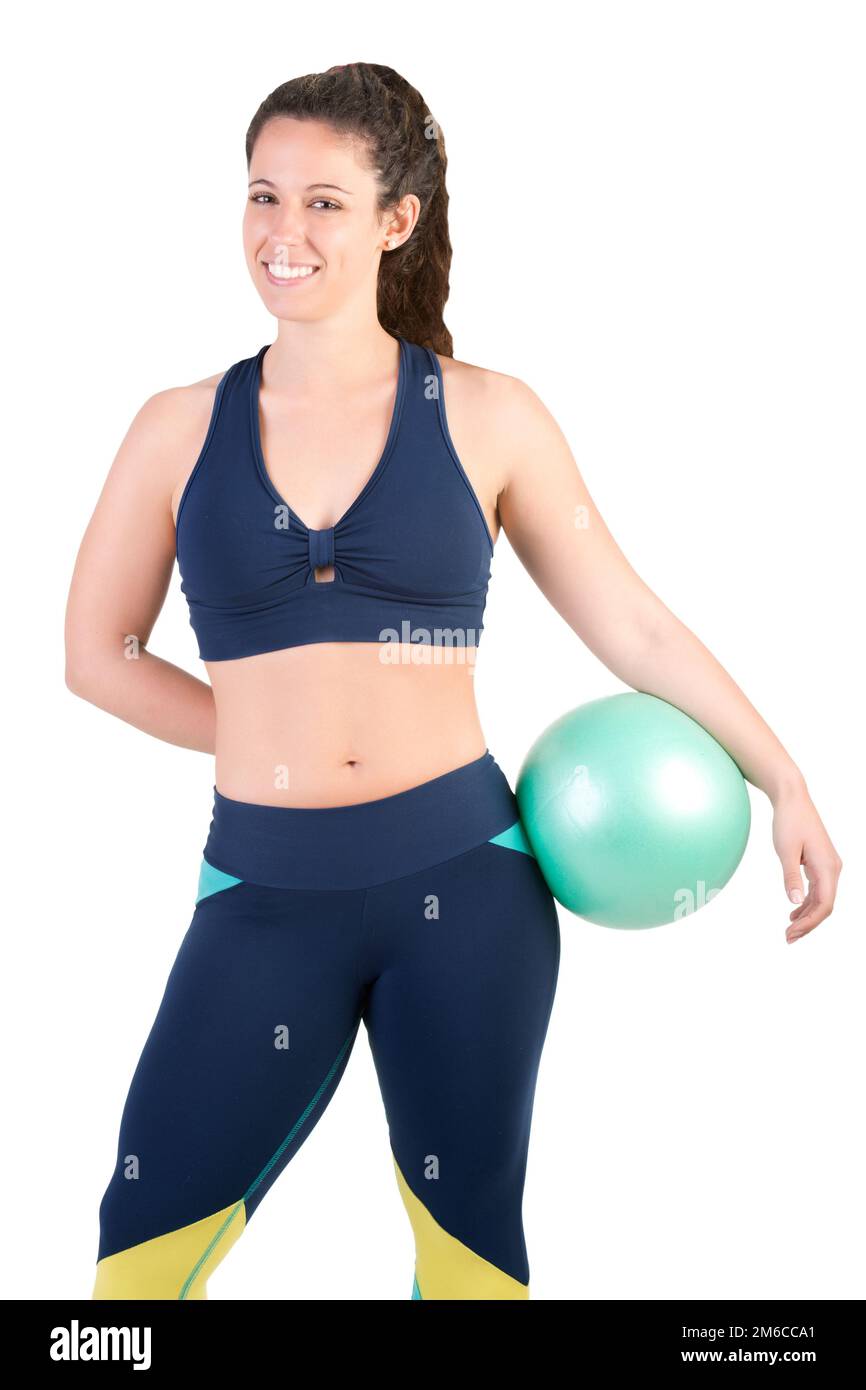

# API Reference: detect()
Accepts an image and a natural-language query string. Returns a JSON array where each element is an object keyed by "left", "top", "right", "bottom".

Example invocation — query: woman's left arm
[{"left": 493, "top": 376, "right": 842, "bottom": 943}]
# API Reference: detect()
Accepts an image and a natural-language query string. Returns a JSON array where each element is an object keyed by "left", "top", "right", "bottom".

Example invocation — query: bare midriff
[{"left": 208, "top": 640, "right": 487, "bottom": 807}]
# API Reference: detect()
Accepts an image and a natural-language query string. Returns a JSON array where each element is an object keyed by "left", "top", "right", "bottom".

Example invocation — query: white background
[{"left": 2, "top": 1, "right": 863, "bottom": 1300}]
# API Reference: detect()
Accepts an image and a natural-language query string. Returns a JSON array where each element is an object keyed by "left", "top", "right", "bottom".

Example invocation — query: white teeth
[{"left": 267, "top": 263, "right": 318, "bottom": 280}]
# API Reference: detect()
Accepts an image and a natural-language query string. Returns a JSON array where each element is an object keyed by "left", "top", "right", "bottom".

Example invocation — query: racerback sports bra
[{"left": 175, "top": 335, "right": 495, "bottom": 661}]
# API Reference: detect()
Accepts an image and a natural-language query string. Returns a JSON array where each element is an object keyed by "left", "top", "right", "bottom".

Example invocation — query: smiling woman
[
  {"left": 70, "top": 62, "right": 564, "bottom": 1303},
  {"left": 66, "top": 59, "right": 841, "bottom": 1307}
]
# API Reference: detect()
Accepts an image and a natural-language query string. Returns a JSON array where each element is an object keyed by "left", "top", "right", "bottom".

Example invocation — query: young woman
[{"left": 65, "top": 63, "right": 842, "bottom": 1301}]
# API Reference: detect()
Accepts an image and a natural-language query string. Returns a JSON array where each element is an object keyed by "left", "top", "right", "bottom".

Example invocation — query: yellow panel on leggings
[
  {"left": 393, "top": 1157, "right": 529, "bottom": 1300},
  {"left": 92, "top": 1200, "right": 246, "bottom": 1300}
]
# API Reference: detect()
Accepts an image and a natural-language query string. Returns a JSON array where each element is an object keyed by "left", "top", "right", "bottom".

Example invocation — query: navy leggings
[{"left": 93, "top": 751, "right": 561, "bottom": 1300}]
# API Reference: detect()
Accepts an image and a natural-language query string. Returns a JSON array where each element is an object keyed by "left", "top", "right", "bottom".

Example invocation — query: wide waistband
[{"left": 202, "top": 750, "right": 520, "bottom": 891}]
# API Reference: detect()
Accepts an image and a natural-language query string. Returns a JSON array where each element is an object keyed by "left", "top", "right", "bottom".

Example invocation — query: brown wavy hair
[{"left": 245, "top": 62, "right": 454, "bottom": 357}]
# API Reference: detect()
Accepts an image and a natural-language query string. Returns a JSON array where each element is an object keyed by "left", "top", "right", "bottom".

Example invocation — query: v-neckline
[{"left": 249, "top": 335, "right": 408, "bottom": 534}]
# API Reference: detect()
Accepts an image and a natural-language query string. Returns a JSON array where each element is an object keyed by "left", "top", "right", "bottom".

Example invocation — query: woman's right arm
[{"left": 64, "top": 380, "right": 219, "bottom": 753}]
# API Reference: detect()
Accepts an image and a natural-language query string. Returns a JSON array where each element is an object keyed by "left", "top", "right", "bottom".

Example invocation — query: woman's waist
[
  {"left": 214, "top": 724, "right": 488, "bottom": 807},
  {"left": 202, "top": 748, "right": 521, "bottom": 892},
  {"left": 210, "top": 652, "right": 485, "bottom": 806}
]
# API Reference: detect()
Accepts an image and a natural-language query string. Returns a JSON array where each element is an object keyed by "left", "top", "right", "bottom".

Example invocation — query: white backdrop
[{"left": 2, "top": 0, "right": 862, "bottom": 1301}]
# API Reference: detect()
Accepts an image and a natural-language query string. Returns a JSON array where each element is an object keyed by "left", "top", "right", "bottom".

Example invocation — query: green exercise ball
[{"left": 516, "top": 692, "right": 751, "bottom": 929}]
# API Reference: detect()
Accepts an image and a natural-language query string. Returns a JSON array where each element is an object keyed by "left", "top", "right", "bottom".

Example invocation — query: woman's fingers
[{"left": 785, "top": 857, "right": 841, "bottom": 942}]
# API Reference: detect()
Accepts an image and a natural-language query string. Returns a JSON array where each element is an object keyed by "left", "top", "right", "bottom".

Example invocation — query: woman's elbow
[
  {"left": 65, "top": 647, "right": 97, "bottom": 700},
  {"left": 65, "top": 637, "right": 116, "bottom": 701}
]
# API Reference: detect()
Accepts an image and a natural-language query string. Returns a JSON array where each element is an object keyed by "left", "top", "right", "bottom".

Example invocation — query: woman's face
[{"left": 244, "top": 116, "right": 417, "bottom": 324}]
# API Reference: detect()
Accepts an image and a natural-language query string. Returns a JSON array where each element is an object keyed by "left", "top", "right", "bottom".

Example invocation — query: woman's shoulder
[
  {"left": 431, "top": 346, "right": 556, "bottom": 455},
  {"left": 119, "top": 362, "right": 234, "bottom": 526},
  {"left": 145, "top": 361, "right": 230, "bottom": 432}
]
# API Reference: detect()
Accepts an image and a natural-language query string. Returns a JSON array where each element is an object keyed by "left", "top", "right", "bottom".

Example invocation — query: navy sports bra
[{"left": 175, "top": 335, "right": 495, "bottom": 661}]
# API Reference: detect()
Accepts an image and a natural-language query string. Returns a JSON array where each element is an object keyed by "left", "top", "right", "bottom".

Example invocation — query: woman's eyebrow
[{"left": 248, "top": 178, "right": 354, "bottom": 193}]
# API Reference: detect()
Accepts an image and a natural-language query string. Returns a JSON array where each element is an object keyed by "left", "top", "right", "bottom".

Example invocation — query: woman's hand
[{"left": 771, "top": 784, "right": 843, "bottom": 943}]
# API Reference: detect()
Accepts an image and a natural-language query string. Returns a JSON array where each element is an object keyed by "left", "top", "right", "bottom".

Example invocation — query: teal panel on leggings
[
  {"left": 196, "top": 859, "right": 244, "bottom": 903},
  {"left": 412, "top": 1275, "right": 423, "bottom": 1300},
  {"left": 488, "top": 820, "right": 536, "bottom": 857}
]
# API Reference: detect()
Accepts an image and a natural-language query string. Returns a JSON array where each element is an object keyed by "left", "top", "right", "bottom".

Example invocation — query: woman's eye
[{"left": 247, "top": 194, "right": 340, "bottom": 210}]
